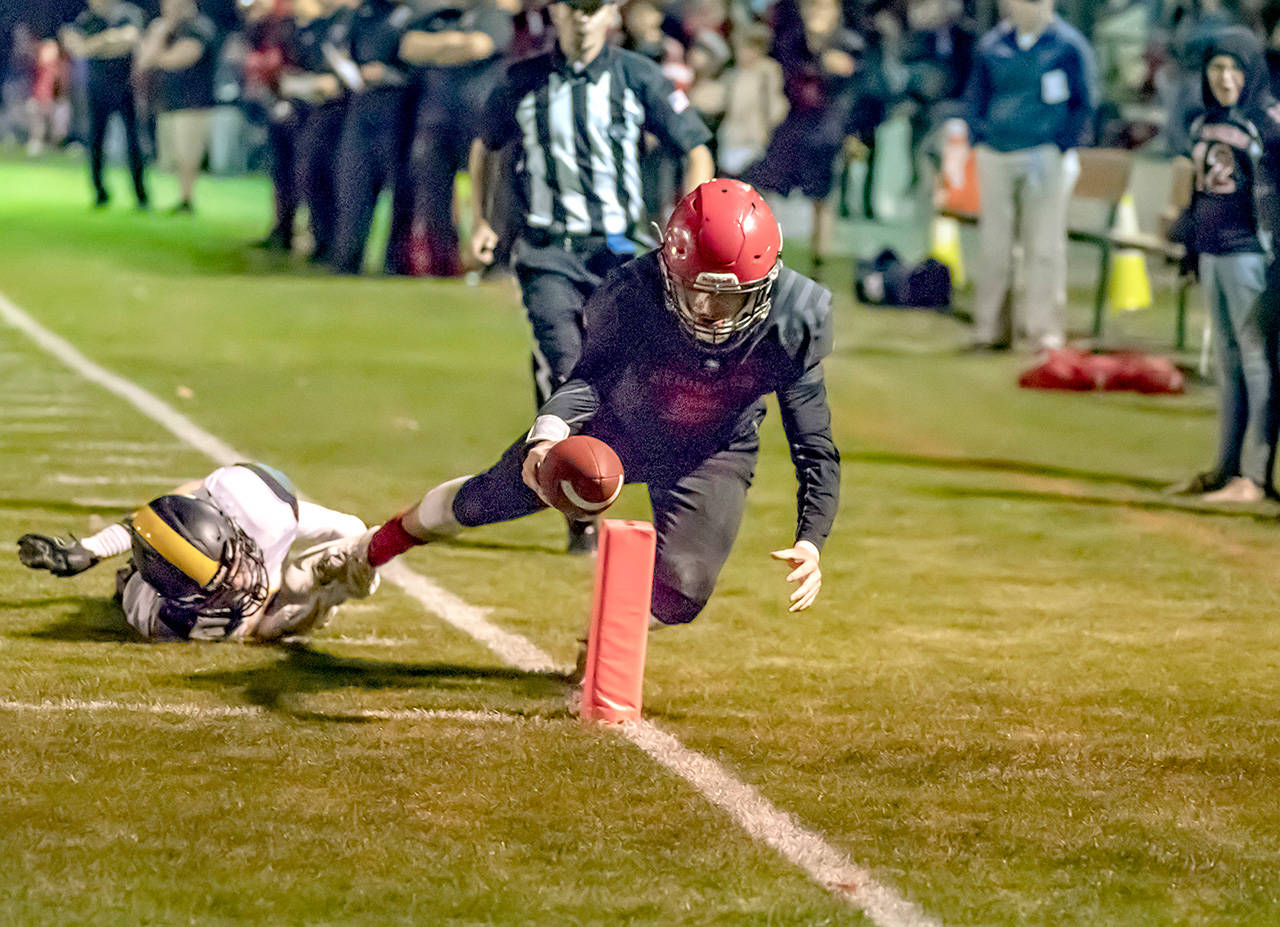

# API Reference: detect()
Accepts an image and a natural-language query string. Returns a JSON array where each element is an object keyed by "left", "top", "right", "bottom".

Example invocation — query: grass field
[{"left": 2, "top": 153, "right": 1280, "bottom": 926}]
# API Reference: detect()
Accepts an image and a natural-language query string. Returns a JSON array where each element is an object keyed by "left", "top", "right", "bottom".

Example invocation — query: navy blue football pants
[{"left": 451, "top": 431, "right": 758, "bottom": 624}]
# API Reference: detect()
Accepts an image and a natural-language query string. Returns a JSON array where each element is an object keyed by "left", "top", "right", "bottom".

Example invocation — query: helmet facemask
[
  {"left": 167, "top": 525, "right": 269, "bottom": 627},
  {"left": 661, "top": 256, "right": 779, "bottom": 351},
  {"left": 129, "top": 496, "right": 270, "bottom": 633}
]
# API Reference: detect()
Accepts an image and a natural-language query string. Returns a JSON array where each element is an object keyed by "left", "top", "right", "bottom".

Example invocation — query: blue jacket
[{"left": 964, "top": 16, "right": 1097, "bottom": 152}]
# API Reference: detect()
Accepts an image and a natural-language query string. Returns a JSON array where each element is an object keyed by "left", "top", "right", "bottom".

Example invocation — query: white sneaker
[{"left": 1201, "top": 477, "right": 1265, "bottom": 504}]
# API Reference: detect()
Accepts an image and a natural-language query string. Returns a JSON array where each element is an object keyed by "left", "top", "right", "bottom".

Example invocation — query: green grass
[{"left": 2, "top": 153, "right": 1279, "bottom": 926}]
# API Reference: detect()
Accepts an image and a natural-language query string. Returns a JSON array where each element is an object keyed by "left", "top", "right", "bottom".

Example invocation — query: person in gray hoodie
[{"left": 1169, "top": 27, "right": 1280, "bottom": 503}]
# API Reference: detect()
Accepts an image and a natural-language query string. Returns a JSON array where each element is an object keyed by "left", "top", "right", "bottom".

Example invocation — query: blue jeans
[{"left": 1199, "top": 252, "right": 1274, "bottom": 487}]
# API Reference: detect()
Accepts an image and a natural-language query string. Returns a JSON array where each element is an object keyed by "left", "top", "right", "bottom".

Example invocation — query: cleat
[
  {"left": 566, "top": 520, "right": 598, "bottom": 556},
  {"left": 17, "top": 534, "right": 100, "bottom": 577},
  {"left": 294, "top": 530, "right": 380, "bottom": 600},
  {"left": 568, "top": 636, "right": 589, "bottom": 685}
]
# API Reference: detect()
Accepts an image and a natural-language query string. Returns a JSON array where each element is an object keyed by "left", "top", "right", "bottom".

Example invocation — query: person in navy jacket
[{"left": 961, "top": 0, "right": 1097, "bottom": 352}]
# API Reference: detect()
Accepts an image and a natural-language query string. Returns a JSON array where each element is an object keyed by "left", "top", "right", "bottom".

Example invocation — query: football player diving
[
  {"left": 308, "top": 178, "right": 839, "bottom": 626},
  {"left": 16, "top": 462, "right": 380, "bottom": 641}
]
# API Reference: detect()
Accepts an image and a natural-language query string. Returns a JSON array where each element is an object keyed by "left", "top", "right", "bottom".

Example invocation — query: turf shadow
[
  {"left": 847, "top": 450, "right": 1168, "bottom": 490},
  {"left": 440, "top": 536, "right": 566, "bottom": 556},
  {"left": 7, "top": 595, "right": 135, "bottom": 642},
  {"left": 923, "top": 484, "right": 1280, "bottom": 522},
  {"left": 182, "top": 643, "right": 569, "bottom": 719}
]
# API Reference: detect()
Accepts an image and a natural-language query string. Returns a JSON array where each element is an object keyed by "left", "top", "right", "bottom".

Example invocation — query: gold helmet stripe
[{"left": 130, "top": 502, "right": 220, "bottom": 586}]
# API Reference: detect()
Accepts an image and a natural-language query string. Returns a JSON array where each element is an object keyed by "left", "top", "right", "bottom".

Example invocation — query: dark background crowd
[{"left": 4, "top": 0, "right": 1280, "bottom": 274}]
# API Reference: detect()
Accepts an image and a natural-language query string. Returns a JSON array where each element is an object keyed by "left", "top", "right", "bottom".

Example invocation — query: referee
[{"left": 469, "top": 0, "right": 713, "bottom": 402}]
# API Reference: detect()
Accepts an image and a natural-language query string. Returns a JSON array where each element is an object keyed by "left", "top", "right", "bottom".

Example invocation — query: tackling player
[
  {"left": 17, "top": 462, "right": 379, "bottom": 642},
  {"left": 317, "top": 179, "right": 839, "bottom": 623}
]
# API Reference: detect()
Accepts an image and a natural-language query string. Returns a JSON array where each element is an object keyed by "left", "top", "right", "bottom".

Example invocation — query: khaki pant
[
  {"left": 973, "top": 144, "right": 1078, "bottom": 349},
  {"left": 156, "top": 108, "right": 212, "bottom": 173}
]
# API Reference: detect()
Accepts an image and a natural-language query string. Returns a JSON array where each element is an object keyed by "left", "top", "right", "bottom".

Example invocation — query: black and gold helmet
[{"left": 128, "top": 494, "right": 268, "bottom": 630}]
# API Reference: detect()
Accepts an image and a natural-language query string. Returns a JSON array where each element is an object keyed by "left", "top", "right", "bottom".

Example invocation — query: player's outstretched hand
[
  {"left": 770, "top": 541, "right": 821, "bottom": 612},
  {"left": 522, "top": 439, "right": 558, "bottom": 505},
  {"left": 17, "top": 533, "right": 100, "bottom": 577}
]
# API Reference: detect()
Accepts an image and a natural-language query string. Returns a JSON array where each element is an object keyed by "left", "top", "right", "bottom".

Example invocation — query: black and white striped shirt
[{"left": 480, "top": 45, "right": 710, "bottom": 238}]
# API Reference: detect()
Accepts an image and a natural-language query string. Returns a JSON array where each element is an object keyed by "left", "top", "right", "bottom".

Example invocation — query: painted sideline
[
  {"left": 0, "top": 290, "right": 942, "bottom": 927},
  {"left": 0, "top": 698, "right": 520, "bottom": 724}
]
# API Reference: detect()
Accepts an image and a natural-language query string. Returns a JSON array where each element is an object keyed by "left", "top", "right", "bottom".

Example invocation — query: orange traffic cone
[{"left": 937, "top": 120, "right": 980, "bottom": 216}]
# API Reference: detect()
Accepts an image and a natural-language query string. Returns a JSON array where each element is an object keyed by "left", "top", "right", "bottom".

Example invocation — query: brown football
[{"left": 537, "top": 436, "right": 625, "bottom": 519}]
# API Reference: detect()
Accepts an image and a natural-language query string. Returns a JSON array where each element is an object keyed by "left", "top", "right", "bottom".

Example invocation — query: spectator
[
  {"left": 620, "top": 0, "right": 692, "bottom": 221},
  {"left": 1156, "top": 0, "right": 1237, "bottom": 155},
  {"left": 1263, "top": 1, "right": 1280, "bottom": 101},
  {"left": 1091, "top": 0, "right": 1155, "bottom": 146},
  {"left": 2, "top": 24, "right": 38, "bottom": 146},
  {"left": 467, "top": 0, "right": 714, "bottom": 552},
  {"left": 135, "top": 0, "right": 221, "bottom": 213},
  {"left": 242, "top": 0, "right": 295, "bottom": 250},
  {"left": 745, "top": 0, "right": 864, "bottom": 275},
  {"left": 899, "top": 0, "right": 974, "bottom": 183},
  {"left": 686, "top": 26, "right": 732, "bottom": 141},
  {"left": 26, "top": 39, "right": 70, "bottom": 157},
  {"left": 61, "top": 0, "right": 150, "bottom": 209},
  {"left": 17, "top": 463, "right": 376, "bottom": 642},
  {"left": 273, "top": 0, "right": 353, "bottom": 263},
  {"left": 716, "top": 22, "right": 787, "bottom": 176},
  {"left": 961, "top": 0, "right": 1097, "bottom": 352},
  {"left": 1168, "top": 28, "right": 1280, "bottom": 503},
  {"left": 388, "top": 0, "right": 514, "bottom": 277},
  {"left": 327, "top": 0, "right": 414, "bottom": 275}
]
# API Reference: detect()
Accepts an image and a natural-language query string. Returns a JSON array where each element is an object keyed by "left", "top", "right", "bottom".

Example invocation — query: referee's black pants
[
  {"left": 451, "top": 420, "right": 761, "bottom": 624},
  {"left": 86, "top": 80, "right": 147, "bottom": 206},
  {"left": 513, "top": 233, "right": 633, "bottom": 407},
  {"left": 331, "top": 86, "right": 406, "bottom": 275}
]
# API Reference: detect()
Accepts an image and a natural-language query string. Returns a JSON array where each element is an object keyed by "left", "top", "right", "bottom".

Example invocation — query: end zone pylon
[{"left": 580, "top": 519, "right": 657, "bottom": 723}]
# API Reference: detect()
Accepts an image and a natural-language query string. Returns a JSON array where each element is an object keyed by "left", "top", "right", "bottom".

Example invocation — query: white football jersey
[{"left": 124, "top": 464, "right": 366, "bottom": 640}]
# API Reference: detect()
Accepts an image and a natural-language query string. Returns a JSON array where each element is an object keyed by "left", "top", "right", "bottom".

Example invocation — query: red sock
[{"left": 367, "top": 513, "right": 425, "bottom": 567}]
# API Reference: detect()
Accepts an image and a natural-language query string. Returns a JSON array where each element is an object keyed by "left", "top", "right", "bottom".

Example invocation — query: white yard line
[
  {"left": 0, "top": 697, "right": 520, "bottom": 724},
  {"left": 0, "top": 290, "right": 941, "bottom": 927},
  {"left": 49, "top": 474, "right": 190, "bottom": 486}
]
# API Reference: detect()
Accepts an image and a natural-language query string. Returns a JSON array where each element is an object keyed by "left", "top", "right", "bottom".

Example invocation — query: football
[{"left": 537, "top": 436, "right": 625, "bottom": 519}]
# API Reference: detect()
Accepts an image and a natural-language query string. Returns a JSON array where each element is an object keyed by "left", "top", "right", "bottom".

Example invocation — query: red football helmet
[{"left": 660, "top": 179, "right": 782, "bottom": 349}]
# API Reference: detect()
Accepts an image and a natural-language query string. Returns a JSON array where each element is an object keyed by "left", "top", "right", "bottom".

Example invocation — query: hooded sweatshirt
[{"left": 1187, "top": 27, "right": 1280, "bottom": 255}]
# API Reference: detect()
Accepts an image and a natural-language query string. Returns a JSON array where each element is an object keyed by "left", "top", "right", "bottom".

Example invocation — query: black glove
[{"left": 17, "top": 534, "right": 100, "bottom": 577}]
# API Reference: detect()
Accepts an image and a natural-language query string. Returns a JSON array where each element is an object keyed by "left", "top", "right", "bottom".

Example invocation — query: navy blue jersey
[
  {"left": 347, "top": 0, "right": 412, "bottom": 83},
  {"left": 406, "top": 0, "right": 512, "bottom": 127},
  {"left": 70, "top": 2, "right": 144, "bottom": 87},
  {"left": 541, "top": 253, "right": 840, "bottom": 548},
  {"left": 288, "top": 12, "right": 343, "bottom": 76},
  {"left": 158, "top": 14, "right": 219, "bottom": 111}
]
